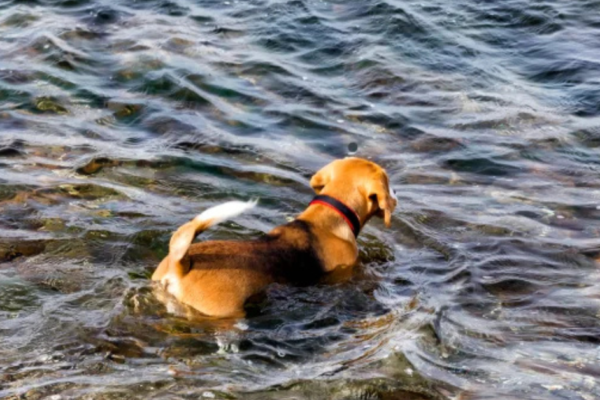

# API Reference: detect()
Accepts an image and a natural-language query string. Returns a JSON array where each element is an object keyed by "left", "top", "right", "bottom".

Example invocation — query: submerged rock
[
  {"left": 0, "top": 240, "right": 46, "bottom": 262},
  {"left": 76, "top": 157, "right": 121, "bottom": 175},
  {"left": 359, "top": 235, "right": 395, "bottom": 263},
  {"left": 244, "top": 375, "right": 447, "bottom": 400},
  {"left": 32, "top": 96, "right": 69, "bottom": 114},
  {"left": 107, "top": 100, "right": 144, "bottom": 120},
  {"left": 57, "top": 183, "right": 124, "bottom": 200}
]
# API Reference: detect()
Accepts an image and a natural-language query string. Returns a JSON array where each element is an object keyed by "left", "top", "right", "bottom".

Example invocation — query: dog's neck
[
  {"left": 298, "top": 206, "right": 356, "bottom": 242},
  {"left": 309, "top": 195, "right": 361, "bottom": 237},
  {"left": 299, "top": 195, "right": 365, "bottom": 244}
]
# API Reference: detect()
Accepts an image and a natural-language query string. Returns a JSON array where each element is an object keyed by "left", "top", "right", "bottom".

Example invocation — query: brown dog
[{"left": 151, "top": 157, "right": 397, "bottom": 318}]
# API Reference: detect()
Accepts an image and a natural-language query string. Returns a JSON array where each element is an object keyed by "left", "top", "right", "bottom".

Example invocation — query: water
[{"left": 1, "top": 0, "right": 600, "bottom": 398}]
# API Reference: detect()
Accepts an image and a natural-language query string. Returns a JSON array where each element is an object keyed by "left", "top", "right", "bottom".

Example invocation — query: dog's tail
[{"left": 168, "top": 200, "right": 257, "bottom": 270}]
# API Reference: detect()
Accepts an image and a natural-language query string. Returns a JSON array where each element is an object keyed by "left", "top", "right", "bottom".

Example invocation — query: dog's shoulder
[{"left": 262, "top": 220, "right": 326, "bottom": 285}]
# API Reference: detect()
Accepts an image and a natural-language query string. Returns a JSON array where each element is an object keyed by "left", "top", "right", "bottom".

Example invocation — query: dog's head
[{"left": 310, "top": 157, "right": 397, "bottom": 227}]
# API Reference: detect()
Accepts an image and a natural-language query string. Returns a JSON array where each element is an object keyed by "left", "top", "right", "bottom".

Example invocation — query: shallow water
[{"left": 1, "top": 0, "right": 600, "bottom": 399}]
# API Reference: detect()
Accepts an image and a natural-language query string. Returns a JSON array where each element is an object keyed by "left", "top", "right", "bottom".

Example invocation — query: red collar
[{"left": 309, "top": 195, "right": 361, "bottom": 237}]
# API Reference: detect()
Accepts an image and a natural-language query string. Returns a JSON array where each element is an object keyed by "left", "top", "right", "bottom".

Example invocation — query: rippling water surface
[{"left": 2, "top": 0, "right": 600, "bottom": 399}]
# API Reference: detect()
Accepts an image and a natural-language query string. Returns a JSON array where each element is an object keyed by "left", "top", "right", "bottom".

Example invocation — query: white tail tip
[
  {"left": 194, "top": 199, "right": 258, "bottom": 226},
  {"left": 168, "top": 199, "right": 257, "bottom": 263}
]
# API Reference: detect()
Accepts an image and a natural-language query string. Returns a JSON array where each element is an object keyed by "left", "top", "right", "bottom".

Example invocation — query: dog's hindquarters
[{"left": 151, "top": 200, "right": 257, "bottom": 294}]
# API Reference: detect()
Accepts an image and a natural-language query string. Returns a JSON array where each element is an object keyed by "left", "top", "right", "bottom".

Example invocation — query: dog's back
[{"left": 190, "top": 220, "right": 324, "bottom": 282}]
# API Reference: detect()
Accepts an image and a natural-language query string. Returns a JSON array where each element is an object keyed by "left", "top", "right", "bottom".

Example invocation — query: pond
[{"left": 1, "top": 0, "right": 600, "bottom": 399}]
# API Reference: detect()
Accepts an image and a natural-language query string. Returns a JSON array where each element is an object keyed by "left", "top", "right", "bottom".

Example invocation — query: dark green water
[{"left": 1, "top": 0, "right": 600, "bottom": 399}]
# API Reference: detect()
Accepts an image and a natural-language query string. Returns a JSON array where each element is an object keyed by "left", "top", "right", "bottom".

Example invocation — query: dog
[{"left": 151, "top": 157, "right": 397, "bottom": 318}]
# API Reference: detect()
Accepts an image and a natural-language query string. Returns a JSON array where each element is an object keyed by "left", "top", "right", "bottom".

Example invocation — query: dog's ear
[
  {"left": 310, "top": 163, "right": 335, "bottom": 194},
  {"left": 368, "top": 173, "right": 397, "bottom": 228}
]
